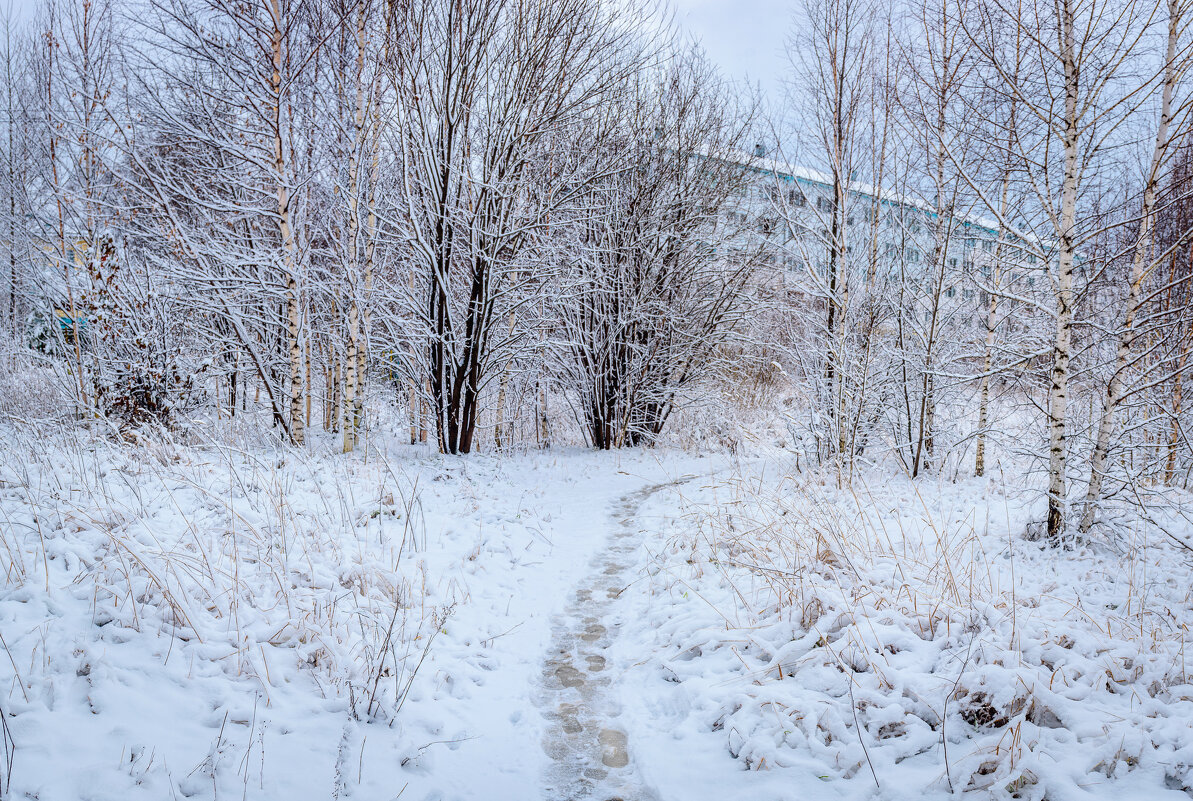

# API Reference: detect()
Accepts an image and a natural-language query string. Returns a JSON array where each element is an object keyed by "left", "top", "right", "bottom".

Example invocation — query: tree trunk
[
  {"left": 6, "top": 78, "right": 15, "bottom": 333},
  {"left": 270, "top": 0, "right": 303, "bottom": 446},
  {"left": 1167, "top": 344, "right": 1186, "bottom": 485},
  {"left": 1046, "top": 1, "right": 1080, "bottom": 544},
  {"left": 343, "top": 316, "right": 358, "bottom": 453},
  {"left": 1078, "top": 0, "right": 1179, "bottom": 532},
  {"left": 976, "top": 171, "right": 1013, "bottom": 477},
  {"left": 494, "top": 308, "right": 517, "bottom": 448}
]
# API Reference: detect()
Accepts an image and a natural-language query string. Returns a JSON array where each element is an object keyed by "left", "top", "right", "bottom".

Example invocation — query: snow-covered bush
[
  {"left": 0, "top": 334, "right": 70, "bottom": 422},
  {"left": 642, "top": 464, "right": 1193, "bottom": 799}
]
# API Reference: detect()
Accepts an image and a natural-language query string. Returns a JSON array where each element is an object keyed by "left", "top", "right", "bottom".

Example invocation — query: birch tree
[
  {"left": 784, "top": 0, "right": 881, "bottom": 465},
  {"left": 963, "top": 0, "right": 1159, "bottom": 543},
  {"left": 1078, "top": 0, "right": 1193, "bottom": 530},
  {"left": 322, "top": 0, "right": 385, "bottom": 452},
  {"left": 895, "top": 0, "right": 977, "bottom": 477},
  {"left": 127, "top": 0, "right": 324, "bottom": 442}
]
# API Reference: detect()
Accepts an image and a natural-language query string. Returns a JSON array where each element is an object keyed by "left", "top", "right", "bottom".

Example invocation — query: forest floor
[{"left": 1, "top": 421, "right": 1193, "bottom": 801}]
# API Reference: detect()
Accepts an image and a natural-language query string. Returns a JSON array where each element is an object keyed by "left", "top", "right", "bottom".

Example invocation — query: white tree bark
[
  {"left": 1079, "top": 0, "right": 1184, "bottom": 531},
  {"left": 1046, "top": 8, "right": 1079, "bottom": 542}
]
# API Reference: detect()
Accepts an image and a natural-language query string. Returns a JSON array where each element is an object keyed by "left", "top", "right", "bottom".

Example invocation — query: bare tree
[
  {"left": 387, "top": 0, "right": 645, "bottom": 453},
  {"left": 894, "top": 0, "right": 978, "bottom": 477},
  {"left": 322, "top": 0, "right": 385, "bottom": 452},
  {"left": 963, "top": 0, "right": 1160, "bottom": 542},
  {"left": 554, "top": 49, "right": 759, "bottom": 449},
  {"left": 1078, "top": 0, "right": 1193, "bottom": 530},
  {"left": 784, "top": 0, "right": 882, "bottom": 467},
  {"left": 124, "top": 0, "right": 329, "bottom": 442},
  {"left": 29, "top": 0, "right": 125, "bottom": 413}
]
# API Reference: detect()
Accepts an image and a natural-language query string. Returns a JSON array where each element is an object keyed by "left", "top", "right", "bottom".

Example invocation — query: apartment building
[{"left": 724, "top": 152, "right": 1052, "bottom": 338}]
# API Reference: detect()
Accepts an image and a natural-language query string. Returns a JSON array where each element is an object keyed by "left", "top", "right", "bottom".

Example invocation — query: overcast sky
[
  {"left": 672, "top": 0, "right": 794, "bottom": 106},
  {"left": 1, "top": 0, "right": 796, "bottom": 103}
]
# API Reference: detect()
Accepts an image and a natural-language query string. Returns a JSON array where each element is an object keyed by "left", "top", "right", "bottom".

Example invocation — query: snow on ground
[
  {"left": 3, "top": 418, "right": 1193, "bottom": 801},
  {"left": 616, "top": 456, "right": 1193, "bottom": 801},
  {"left": 0, "top": 418, "right": 721, "bottom": 800}
]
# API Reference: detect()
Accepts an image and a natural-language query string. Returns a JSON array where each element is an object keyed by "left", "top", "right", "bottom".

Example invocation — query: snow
[
  {"left": 617, "top": 459, "right": 1193, "bottom": 801},
  {"left": 2, "top": 426, "right": 1192, "bottom": 800},
  {"left": 0, "top": 421, "right": 721, "bottom": 799}
]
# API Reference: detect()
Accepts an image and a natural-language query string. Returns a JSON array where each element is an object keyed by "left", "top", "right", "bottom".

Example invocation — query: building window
[
  {"left": 907, "top": 248, "right": 921, "bottom": 264},
  {"left": 789, "top": 189, "right": 806, "bottom": 207},
  {"left": 963, "top": 288, "right": 974, "bottom": 300},
  {"left": 817, "top": 197, "right": 832, "bottom": 212},
  {"left": 946, "top": 287, "right": 956, "bottom": 298}
]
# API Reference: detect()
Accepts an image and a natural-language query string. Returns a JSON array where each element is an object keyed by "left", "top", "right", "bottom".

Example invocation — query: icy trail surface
[{"left": 537, "top": 478, "right": 692, "bottom": 801}]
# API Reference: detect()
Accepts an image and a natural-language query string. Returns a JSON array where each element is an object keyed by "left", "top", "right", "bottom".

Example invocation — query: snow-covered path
[
  {"left": 0, "top": 433, "right": 730, "bottom": 801},
  {"left": 8, "top": 431, "right": 1193, "bottom": 801},
  {"left": 537, "top": 478, "right": 693, "bottom": 801},
  {"left": 386, "top": 454, "right": 721, "bottom": 801}
]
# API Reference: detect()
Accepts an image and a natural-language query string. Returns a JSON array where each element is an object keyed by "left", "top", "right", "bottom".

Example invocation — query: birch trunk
[
  {"left": 343, "top": 316, "right": 357, "bottom": 453},
  {"left": 1167, "top": 343, "right": 1187, "bottom": 484},
  {"left": 269, "top": 0, "right": 303, "bottom": 446},
  {"left": 538, "top": 381, "right": 550, "bottom": 449},
  {"left": 1078, "top": 0, "right": 1180, "bottom": 531},
  {"left": 338, "top": 3, "right": 369, "bottom": 452},
  {"left": 1045, "top": 0, "right": 1080, "bottom": 543},
  {"left": 333, "top": 348, "right": 342, "bottom": 433},
  {"left": 976, "top": 172, "right": 1012, "bottom": 477},
  {"left": 494, "top": 367, "right": 510, "bottom": 449},
  {"left": 494, "top": 307, "right": 517, "bottom": 449}
]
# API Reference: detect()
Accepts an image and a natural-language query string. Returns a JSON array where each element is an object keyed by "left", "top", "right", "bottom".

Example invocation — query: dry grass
[
  {"left": 0, "top": 418, "right": 448, "bottom": 725},
  {"left": 650, "top": 460, "right": 1193, "bottom": 797}
]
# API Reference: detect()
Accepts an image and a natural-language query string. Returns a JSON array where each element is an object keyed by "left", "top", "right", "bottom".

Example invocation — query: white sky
[
  {"left": 671, "top": 0, "right": 794, "bottom": 106},
  {"left": 2, "top": 0, "right": 796, "bottom": 105},
  {"left": 3, "top": 0, "right": 36, "bottom": 21}
]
